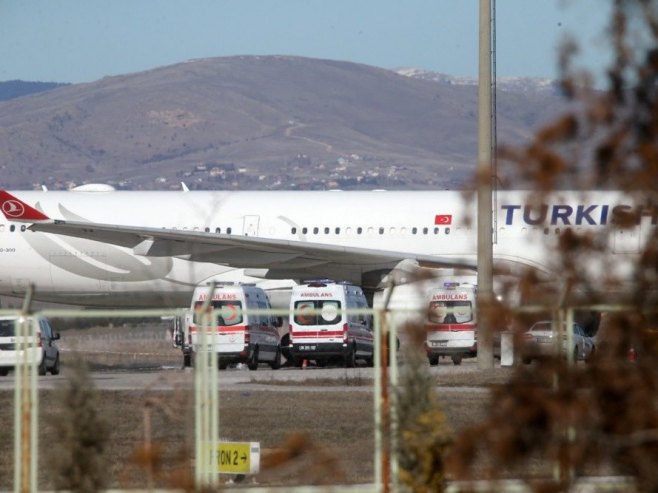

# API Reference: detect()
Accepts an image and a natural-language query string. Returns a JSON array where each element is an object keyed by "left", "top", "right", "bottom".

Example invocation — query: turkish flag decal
[{"left": 434, "top": 214, "right": 452, "bottom": 225}]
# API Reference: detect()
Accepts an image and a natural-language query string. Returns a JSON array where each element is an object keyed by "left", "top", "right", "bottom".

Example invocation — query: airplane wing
[
  {"left": 0, "top": 190, "right": 476, "bottom": 278},
  {"left": 28, "top": 219, "right": 476, "bottom": 270}
]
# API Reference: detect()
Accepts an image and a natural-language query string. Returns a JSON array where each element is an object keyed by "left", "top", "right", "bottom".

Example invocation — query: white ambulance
[
  {"left": 185, "top": 283, "right": 282, "bottom": 370},
  {"left": 425, "top": 281, "right": 477, "bottom": 365},
  {"left": 285, "top": 280, "right": 373, "bottom": 367}
]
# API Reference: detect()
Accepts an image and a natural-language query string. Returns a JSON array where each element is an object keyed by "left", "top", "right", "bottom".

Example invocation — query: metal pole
[
  {"left": 388, "top": 313, "right": 399, "bottom": 492},
  {"left": 194, "top": 281, "right": 219, "bottom": 488},
  {"left": 14, "top": 284, "right": 38, "bottom": 493},
  {"left": 379, "top": 310, "right": 390, "bottom": 493},
  {"left": 477, "top": 0, "right": 495, "bottom": 369},
  {"left": 373, "top": 309, "right": 383, "bottom": 492}
]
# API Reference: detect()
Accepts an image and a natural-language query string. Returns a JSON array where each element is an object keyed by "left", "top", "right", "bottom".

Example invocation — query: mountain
[
  {"left": 0, "top": 80, "right": 69, "bottom": 102},
  {"left": 0, "top": 56, "right": 569, "bottom": 191}
]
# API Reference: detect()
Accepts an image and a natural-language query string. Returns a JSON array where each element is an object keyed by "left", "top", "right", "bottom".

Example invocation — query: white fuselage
[{"left": 0, "top": 189, "right": 651, "bottom": 307}]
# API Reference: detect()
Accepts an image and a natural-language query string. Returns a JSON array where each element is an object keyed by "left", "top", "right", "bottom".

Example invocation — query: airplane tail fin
[{"left": 0, "top": 190, "right": 50, "bottom": 221}]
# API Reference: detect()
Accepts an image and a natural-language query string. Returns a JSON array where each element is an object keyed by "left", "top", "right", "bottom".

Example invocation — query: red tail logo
[{"left": 0, "top": 191, "right": 49, "bottom": 221}]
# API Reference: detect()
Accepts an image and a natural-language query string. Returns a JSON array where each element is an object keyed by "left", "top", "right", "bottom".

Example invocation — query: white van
[
  {"left": 0, "top": 316, "right": 61, "bottom": 376},
  {"left": 185, "top": 283, "right": 282, "bottom": 370},
  {"left": 425, "top": 281, "right": 477, "bottom": 365},
  {"left": 285, "top": 280, "right": 373, "bottom": 367}
]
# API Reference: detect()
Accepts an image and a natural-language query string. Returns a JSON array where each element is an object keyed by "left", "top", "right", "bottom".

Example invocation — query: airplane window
[
  {"left": 291, "top": 227, "right": 297, "bottom": 234},
  {"left": 0, "top": 225, "right": 4, "bottom": 232},
  {"left": 389, "top": 227, "right": 396, "bottom": 234},
  {"left": 379, "top": 227, "right": 384, "bottom": 235},
  {"left": 555, "top": 228, "right": 561, "bottom": 235},
  {"left": 423, "top": 227, "right": 428, "bottom": 235},
  {"left": 401, "top": 227, "right": 407, "bottom": 235},
  {"left": 313, "top": 227, "right": 319, "bottom": 234},
  {"left": 324, "top": 227, "right": 329, "bottom": 234},
  {"left": 412, "top": 227, "right": 417, "bottom": 235},
  {"left": 204, "top": 227, "right": 210, "bottom": 233},
  {"left": 335, "top": 227, "right": 340, "bottom": 234},
  {"left": 367, "top": 227, "right": 374, "bottom": 235},
  {"left": 20, "top": 225, "right": 26, "bottom": 232},
  {"left": 193, "top": 227, "right": 199, "bottom": 231},
  {"left": 445, "top": 227, "right": 450, "bottom": 234},
  {"left": 10, "top": 225, "right": 15, "bottom": 232},
  {"left": 357, "top": 227, "right": 363, "bottom": 234},
  {"left": 543, "top": 228, "right": 549, "bottom": 235},
  {"left": 215, "top": 227, "right": 221, "bottom": 234},
  {"left": 302, "top": 227, "right": 308, "bottom": 234},
  {"left": 227, "top": 227, "right": 232, "bottom": 234},
  {"left": 434, "top": 227, "right": 439, "bottom": 234}
]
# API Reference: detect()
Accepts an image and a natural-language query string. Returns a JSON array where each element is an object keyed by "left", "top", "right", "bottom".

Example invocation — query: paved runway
[{"left": 0, "top": 357, "right": 498, "bottom": 392}]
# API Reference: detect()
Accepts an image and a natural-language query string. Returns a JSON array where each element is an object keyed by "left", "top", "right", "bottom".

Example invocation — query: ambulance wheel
[
  {"left": 451, "top": 355, "right": 462, "bottom": 366},
  {"left": 280, "top": 334, "right": 292, "bottom": 361},
  {"left": 218, "top": 360, "right": 228, "bottom": 370},
  {"left": 345, "top": 344, "right": 356, "bottom": 368},
  {"left": 586, "top": 346, "right": 596, "bottom": 364},
  {"left": 247, "top": 347, "right": 259, "bottom": 371},
  {"left": 38, "top": 356, "right": 47, "bottom": 376},
  {"left": 270, "top": 347, "right": 282, "bottom": 370},
  {"left": 0, "top": 368, "right": 9, "bottom": 376},
  {"left": 50, "top": 355, "right": 60, "bottom": 375},
  {"left": 428, "top": 355, "right": 439, "bottom": 366}
]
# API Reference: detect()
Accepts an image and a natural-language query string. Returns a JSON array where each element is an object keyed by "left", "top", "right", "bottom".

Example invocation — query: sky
[{"left": 0, "top": 0, "right": 612, "bottom": 84}]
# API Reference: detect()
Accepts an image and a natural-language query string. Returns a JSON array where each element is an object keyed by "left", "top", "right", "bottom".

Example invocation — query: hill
[
  {"left": 0, "top": 80, "right": 69, "bottom": 102},
  {"left": 0, "top": 56, "right": 569, "bottom": 191}
]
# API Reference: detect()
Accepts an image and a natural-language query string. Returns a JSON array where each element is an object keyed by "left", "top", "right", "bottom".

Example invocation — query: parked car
[
  {"left": 0, "top": 316, "right": 61, "bottom": 376},
  {"left": 521, "top": 321, "right": 595, "bottom": 363}
]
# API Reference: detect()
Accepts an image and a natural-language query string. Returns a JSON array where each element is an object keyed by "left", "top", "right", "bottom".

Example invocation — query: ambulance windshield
[
  {"left": 294, "top": 300, "right": 342, "bottom": 326},
  {"left": 428, "top": 301, "right": 473, "bottom": 324},
  {"left": 193, "top": 300, "right": 244, "bottom": 326}
]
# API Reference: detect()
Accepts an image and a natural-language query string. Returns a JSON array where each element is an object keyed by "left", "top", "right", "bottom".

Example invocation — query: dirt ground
[
  {"left": 0, "top": 321, "right": 507, "bottom": 490},
  {"left": 0, "top": 384, "right": 494, "bottom": 490}
]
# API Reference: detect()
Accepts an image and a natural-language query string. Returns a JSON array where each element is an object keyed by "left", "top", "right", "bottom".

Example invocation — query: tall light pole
[{"left": 477, "top": 0, "right": 495, "bottom": 369}]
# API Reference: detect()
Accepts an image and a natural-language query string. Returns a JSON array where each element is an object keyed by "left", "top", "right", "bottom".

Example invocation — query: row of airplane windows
[
  {"left": 163, "top": 226, "right": 455, "bottom": 235},
  {"left": 290, "top": 226, "right": 451, "bottom": 235},
  {"left": 1, "top": 224, "right": 448, "bottom": 235},
  {"left": 194, "top": 226, "right": 454, "bottom": 235},
  {"left": 2, "top": 224, "right": 447, "bottom": 235},
  {"left": 1, "top": 224, "right": 576, "bottom": 236}
]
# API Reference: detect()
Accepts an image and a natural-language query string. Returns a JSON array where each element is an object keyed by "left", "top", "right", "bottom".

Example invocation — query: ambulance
[
  {"left": 184, "top": 282, "right": 282, "bottom": 370},
  {"left": 286, "top": 280, "right": 373, "bottom": 367},
  {"left": 425, "top": 280, "right": 477, "bottom": 365}
]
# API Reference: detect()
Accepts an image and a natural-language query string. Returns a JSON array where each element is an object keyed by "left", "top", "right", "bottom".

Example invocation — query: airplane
[{"left": 0, "top": 185, "right": 653, "bottom": 311}]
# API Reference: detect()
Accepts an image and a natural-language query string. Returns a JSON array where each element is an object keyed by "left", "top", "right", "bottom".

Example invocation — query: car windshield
[
  {"left": 0, "top": 319, "right": 15, "bottom": 337},
  {"left": 530, "top": 322, "right": 584, "bottom": 334}
]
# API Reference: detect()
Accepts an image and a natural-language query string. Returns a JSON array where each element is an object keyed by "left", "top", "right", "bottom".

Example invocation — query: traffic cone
[{"left": 628, "top": 348, "right": 637, "bottom": 362}]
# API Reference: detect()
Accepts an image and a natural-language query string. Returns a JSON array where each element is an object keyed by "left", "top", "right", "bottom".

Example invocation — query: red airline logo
[
  {"left": 435, "top": 214, "right": 452, "bottom": 225},
  {"left": 2, "top": 200, "right": 24, "bottom": 218},
  {"left": 0, "top": 191, "right": 49, "bottom": 221}
]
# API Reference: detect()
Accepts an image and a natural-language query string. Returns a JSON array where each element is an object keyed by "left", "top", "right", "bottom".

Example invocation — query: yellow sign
[{"left": 216, "top": 442, "right": 260, "bottom": 474}]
